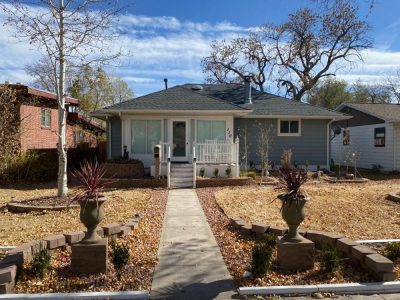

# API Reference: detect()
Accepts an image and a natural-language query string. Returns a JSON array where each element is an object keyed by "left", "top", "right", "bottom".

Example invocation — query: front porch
[{"left": 153, "top": 139, "right": 240, "bottom": 188}]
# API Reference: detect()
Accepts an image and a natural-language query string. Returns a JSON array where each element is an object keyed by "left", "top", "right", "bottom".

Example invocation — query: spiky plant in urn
[
  {"left": 72, "top": 159, "right": 109, "bottom": 244},
  {"left": 278, "top": 165, "right": 309, "bottom": 242}
]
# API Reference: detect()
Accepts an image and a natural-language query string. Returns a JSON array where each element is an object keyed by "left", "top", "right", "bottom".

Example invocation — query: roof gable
[{"left": 336, "top": 103, "right": 400, "bottom": 122}]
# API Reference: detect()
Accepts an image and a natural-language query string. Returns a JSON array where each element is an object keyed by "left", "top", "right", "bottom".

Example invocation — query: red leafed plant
[
  {"left": 278, "top": 166, "right": 308, "bottom": 209},
  {"left": 72, "top": 159, "right": 107, "bottom": 201}
]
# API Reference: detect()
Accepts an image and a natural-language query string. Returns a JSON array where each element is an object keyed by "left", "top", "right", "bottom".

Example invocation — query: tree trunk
[{"left": 57, "top": 0, "right": 68, "bottom": 197}]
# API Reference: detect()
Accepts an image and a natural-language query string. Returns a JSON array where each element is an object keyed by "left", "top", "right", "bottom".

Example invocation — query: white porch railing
[
  {"left": 194, "top": 139, "right": 239, "bottom": 164},
  {"left": 159, "top": 141, "right": 171, "bottom": 188}
]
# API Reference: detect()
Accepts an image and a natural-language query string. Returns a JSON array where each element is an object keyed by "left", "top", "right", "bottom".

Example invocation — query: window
[
  {"left": 196, "top": 120, "right": 226, "bottom": 142},
  {"left": 131, "top": 120, "right": 161, "bottom": 154},
  {"left": 374, "top": 127, "right": 385, "bottom": 147},
  {"left": 41, "top": 108, "right": 51, "bottom": 127},
  {"left": 343, "top": 129, "right": 350, "bottom": 145},
  {"left": 278, "top": 119, "right": 300, "bottom": 136}
]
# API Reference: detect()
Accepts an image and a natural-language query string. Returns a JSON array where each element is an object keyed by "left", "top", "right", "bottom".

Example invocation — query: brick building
[{"left": 2, "top": 83, "right": 104, "bottom": 152}]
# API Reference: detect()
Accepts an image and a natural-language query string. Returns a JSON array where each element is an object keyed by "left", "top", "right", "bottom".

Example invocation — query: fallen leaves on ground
[
  {"left": 215, "top": 179, "right": 400, "bottom": 240},
  {"left": 197, "top": 187, "right": 380, "bottom": 287},
  {"left": 15, "top": 189, "right": 168, "bottom": 293},
  {"left": 0, "top": 182, "right": 150, "bottom": 245}
]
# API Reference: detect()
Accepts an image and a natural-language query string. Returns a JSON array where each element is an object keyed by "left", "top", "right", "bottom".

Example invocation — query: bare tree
[
  {"left": 352, "top": 81, "right": 391, "bottom": 104},
  {"left": 25, "top": 56, "right": 75, "bottom": 92},
  {"left": 202, "top": 34, "right": 274, "bottom": 92},
  {"left": 237, "top": 123, "right": 251, "bottom": 172},
  {"left": 387, "top": 69, "right": 400, "bottom": 104},
  {"left": 255, "top": 121, "right": 273, "bottom": 178},
  {"left": 2, "top": 0, "right": 125, "bottom": 197},
  {"left": 203, "top": 0, "right": 372, "bottom": 101}
]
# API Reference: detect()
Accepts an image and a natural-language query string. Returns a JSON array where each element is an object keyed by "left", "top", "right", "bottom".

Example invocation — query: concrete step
[
  {"left": 171, "top": 164, "right": 193, "bottom": 170},
  {"left": 171, "top": 170, "right": 193, "bottom": 177},
  {"left": 171, "top": 182, "right": 194, "bottom": 188},
  {"left": 171, "top": 178, "right": 194, "bottom": 184}
]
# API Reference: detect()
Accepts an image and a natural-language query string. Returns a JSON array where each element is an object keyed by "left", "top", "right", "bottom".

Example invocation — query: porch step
[{"left": 170, "top": 164, "right": 194, "bottom": 188}]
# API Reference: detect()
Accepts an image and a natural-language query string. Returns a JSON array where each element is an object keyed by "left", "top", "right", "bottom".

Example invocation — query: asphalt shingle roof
[
  {"left": 103, "top": 83, "right": 346, "bottom": 118},
  {"left": 342, "top": 103, "right": 400, "bottom": 122},
  {"left": 104, "top": 85, "right": 247, "bottom": 111}
]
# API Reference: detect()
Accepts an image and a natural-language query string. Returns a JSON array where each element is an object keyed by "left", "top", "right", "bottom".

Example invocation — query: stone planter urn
[
  {"left": 278, "top": 194, "right": 309, "bottom": 242},
  {"left": 79, "top": 197, "right": 107, "bottom": 244}
]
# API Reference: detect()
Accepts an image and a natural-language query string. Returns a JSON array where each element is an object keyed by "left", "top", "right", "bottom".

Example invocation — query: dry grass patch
[
  {"left": 0, "top": 182, "right": 150, "bottom": 245},
  {"left": 215, "top": 179, "right": 400, "bottom": 240}
]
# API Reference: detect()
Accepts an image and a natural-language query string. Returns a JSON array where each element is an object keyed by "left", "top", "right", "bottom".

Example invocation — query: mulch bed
[
  {"left": 196, "top": 187, "right": 376, "bottom": 288},
  {"left": 15, "top": 189, "right": 168, "bottom": 293}
]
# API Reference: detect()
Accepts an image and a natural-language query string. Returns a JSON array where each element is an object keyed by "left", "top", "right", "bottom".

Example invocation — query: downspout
[{"left": 327, "top": 119, "right": 335, "bottom": 170}]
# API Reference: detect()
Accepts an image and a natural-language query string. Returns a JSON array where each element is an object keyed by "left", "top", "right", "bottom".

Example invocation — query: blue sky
[{"left": 1, "top": 0, "right": 400, "bottom": 96}]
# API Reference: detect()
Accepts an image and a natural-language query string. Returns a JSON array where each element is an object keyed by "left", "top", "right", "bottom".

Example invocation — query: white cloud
[{"left": 1, "top": 3, "right": 400, "bottom": 95}]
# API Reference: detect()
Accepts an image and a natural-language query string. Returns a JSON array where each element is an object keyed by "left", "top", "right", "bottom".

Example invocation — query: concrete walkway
[{"left": 150, "top": 189, "right": 235, "bottom": 300}]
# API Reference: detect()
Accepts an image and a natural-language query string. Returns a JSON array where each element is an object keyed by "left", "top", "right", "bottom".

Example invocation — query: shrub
[
  {"left": 225, "top": 166, "right": 232, "bottom": 177},
  {"left": 72, "top": 159, "right": 108, "bottom": 200},
  {"left": 110, "top": 239, "right": 130, "bottom": 279},
  {"left": 278, "top": 166, "right": 308, "bottom": 198},
  {"left": 199, "top": 167, "right": 205, "bottom": 177},
  {"left": 383, "top": 242, "right": 400, "bottom": 262},
  {"left": 320, "top": 245, "right": 341, "bottom": 273},
  {"left": 249, "top": 161, "right": 255, "bottom": 170},
  {"left": 31, "top": 247, "right": 51, "bottom": 277},
  {"left": 251, "top": 245, "right": 273, "bottom": 276},
  {"left": 213, "top": 168, "right": 219, "bottom": 178},
  {"left": 257, "top": 233, "right": 277, "bottom": 249}
]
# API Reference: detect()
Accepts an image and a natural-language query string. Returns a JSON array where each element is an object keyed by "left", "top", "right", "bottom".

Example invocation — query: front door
[{"left": 171, "top": 120, "right": 188, "bottom": 162}]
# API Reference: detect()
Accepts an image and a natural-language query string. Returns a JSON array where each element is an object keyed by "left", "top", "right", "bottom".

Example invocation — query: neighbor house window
[
  {"left": 41, "top": 108, "right": 51, "bottom": 127},
  {"left": 278, "top": 119, "right": 300, "bottom": 136},
  {"left": 374, "top": 127, "right": 385, "bottom": 147},
  {"left": 131, "top": 120, "right": 161, "bottom": 154},
  {"left": 196, "top": 120, "right": 226, "bottom": 142}
]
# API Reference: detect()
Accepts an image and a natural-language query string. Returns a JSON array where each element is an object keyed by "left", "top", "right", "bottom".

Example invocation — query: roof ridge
[
  {"left": 177, "top": 85, "right": 252, "bottom": 111},
  {"left": 104, "top": 85, "right": 179, "bottom": 109}
]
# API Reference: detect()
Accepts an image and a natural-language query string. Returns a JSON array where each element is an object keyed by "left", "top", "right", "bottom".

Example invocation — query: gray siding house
[
  {"left": 93, "top": 78, "right": 348, "bottom": 186},
  {"left": 332, "top": 103, "right": 400, "bottom": 171}
]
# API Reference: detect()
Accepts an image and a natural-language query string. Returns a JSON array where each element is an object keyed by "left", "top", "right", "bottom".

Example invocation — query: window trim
[
  {"left": 374, "top": 127, "right": 385, "bottom": 147},
  {"left": 40, "top": 108, "right": 51, "bottom": 128},
  {"left": 277, "top": 119, "right": 301, "bottom": 136}
]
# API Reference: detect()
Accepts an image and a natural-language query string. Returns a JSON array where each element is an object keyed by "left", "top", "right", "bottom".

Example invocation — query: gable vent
[{"left": 191, "top": 85, "right": 203, "bottom": 91}]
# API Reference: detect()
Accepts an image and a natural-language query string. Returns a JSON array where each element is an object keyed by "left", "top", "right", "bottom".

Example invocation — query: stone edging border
[
  {"left": 0, "top": 215, "right": 142, "bottom": 294},
  {"left": 6, "top": 201, "right": 79, "bottom": 213},
  {"left": 238, "top": 281, "right": 400, "bottom": 296},
  {"left": 387, "top": 192, "right": 400, "bottom": 203},
  {"left": 230, "top": 217, "right": 397, "bottom": 282}
]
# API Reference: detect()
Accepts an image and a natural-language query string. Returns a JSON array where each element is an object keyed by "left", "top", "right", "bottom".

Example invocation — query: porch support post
[
  {"left": 235, "top": 136, "right": 240, "bottom": 177},
  {"left": 167, "top": 144, "right": 171, "bottom": 189}
]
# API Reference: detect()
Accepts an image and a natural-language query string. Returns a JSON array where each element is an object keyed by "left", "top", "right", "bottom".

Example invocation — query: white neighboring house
[{"left": 331, "top": 103, "right": 400, "bottom": 171}]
